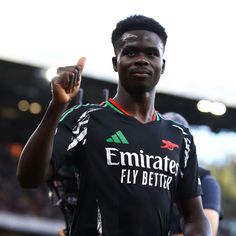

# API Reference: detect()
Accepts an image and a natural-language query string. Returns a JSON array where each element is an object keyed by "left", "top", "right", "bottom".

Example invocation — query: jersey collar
[{"left": 105, "top": 98, "right": 160, "bottom": 121}]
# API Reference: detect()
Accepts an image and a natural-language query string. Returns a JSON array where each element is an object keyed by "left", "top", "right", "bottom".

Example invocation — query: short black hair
[{"left": 111, "top": 15, "right": 168, "bottom": 48}]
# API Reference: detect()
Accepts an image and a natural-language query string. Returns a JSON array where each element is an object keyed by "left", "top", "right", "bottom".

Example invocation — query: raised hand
[{"left": 51, "top": 57, "right": 86, "bottom": 105}]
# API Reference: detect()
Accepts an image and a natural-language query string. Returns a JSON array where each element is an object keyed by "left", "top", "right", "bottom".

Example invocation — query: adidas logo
[{"left": 106, "top": 130, "right": 129, "bottom": 144}]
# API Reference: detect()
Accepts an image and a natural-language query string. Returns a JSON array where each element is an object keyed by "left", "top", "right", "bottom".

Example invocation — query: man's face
[{"left": 112, "top": 30, "right": 165, "bottom": 94}]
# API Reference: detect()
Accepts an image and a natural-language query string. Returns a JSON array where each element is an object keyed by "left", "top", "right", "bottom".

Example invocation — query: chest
[{"left": 82, "top": 113, "right": 184, "bottom": 187}]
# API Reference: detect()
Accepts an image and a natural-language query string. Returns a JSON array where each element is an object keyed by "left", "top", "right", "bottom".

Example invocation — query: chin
[{"left": 126, "top": 84, "right": 153, "bottom": 95}]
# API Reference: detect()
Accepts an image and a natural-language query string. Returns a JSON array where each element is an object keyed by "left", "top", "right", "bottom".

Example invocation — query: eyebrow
[{"left": 123, "top": 45, "right": 160, "bottom": 51}]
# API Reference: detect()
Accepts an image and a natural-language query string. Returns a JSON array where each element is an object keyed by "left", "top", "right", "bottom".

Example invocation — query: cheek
[
  {"left": 117, "top": 59, "right": 130, "bottom": 72},
  {"left": 154, "top": 60, "right": 164, "bottom": 72}
]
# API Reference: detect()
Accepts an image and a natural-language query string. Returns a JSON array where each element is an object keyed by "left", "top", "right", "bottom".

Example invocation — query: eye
[
  {"left": 146, "top": 49, "right": 159, "bottom": 57},
  {"left": 127, "top": 51, "right": 136, "bottom": 57},
  {"left": 148, "top": 52, "right": 157, "bottom": 57},
  {"left": 123, "top": 48, "right": 137, "bottom": 57}
]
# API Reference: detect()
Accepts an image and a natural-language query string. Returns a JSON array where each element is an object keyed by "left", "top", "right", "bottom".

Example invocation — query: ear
[
  {"left": 161, "top": 59, "right": 166, "bottom": 74},
  {"left": 112, "top": 56, "right": 118, "bottom": 72}
]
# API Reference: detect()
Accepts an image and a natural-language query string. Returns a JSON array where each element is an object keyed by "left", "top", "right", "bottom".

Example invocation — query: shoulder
[
  {"left": 200, "top": 169, "right": 222, "bottom": 215},
  {"left": 159, "top": 114, "right": 195, "bottom": 151},
  {"left": 200, "top": 167, "right": 220, "bottom": 191},
  {"left": 160, "top": 114, "right": 191, "bottom": 135},
  {"left": 201, "top": 174, "right": 221, "bottom": 195},
  {"left": 59, "top": 103, "right": 103, "bottom": 123}
]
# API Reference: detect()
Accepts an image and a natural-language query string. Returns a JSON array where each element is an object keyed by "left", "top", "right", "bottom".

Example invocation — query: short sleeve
[
  {"left": 51, "top": 122, "right": 75, "bottom": 178},
  {"left": 201, "top": 175, "right": 223, "bottom": 219},
  {"left": 50, "top": 104, "right": 99, "bottom": 179},
  {"left": 50, "top": 105, "right": 85, "bottom": 178},
  {"left": 176, "top": 133, "right": 202, "bottom": 201}
]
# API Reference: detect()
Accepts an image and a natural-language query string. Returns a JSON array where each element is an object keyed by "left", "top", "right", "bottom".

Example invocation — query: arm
[
  {"left": 174, "top": 131, "right": 211, "bottom": 235},
  {"left": 170, "top": 174, "right": 221, "bottom": 236},
  {"left": 170, "top": 209, "right": 218, "bottom": 236},
  {"left": 178, "top": 196, "right": 211, "bottom": 236},
  {"left": 170, "top": 210, "right": 216, "bottom": 236},
  {"left": 201, "top": 174, "right": 222, "bottom": 236},
  {"left": 58, "top": 229, "right": 67, "bottom": 236},
  {"left": 17, "top": 57, "right": 86, "bottom": 188},
  {"left": 204, "top": 209, "right": 219, "bottom": 236}
]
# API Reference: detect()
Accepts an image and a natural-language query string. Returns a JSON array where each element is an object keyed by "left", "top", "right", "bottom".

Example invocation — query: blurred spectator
[{"left": 0, "top": 143, "right": 62, "bottom": 219}]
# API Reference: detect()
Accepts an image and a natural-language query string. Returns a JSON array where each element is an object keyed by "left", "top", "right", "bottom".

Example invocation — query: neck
[{"left": 113, "top": 90, "right": 156, "bottom": 123}]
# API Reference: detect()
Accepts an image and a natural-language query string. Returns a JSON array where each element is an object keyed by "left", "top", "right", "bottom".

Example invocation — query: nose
[{"left": 135, "top": 54, "right": 149, "bottom": 65}]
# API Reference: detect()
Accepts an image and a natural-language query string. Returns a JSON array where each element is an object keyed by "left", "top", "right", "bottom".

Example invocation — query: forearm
[
  {"left": 204, "top": 209, "right": 219, "bottom": 236},
  {"left": 17, "top": 101, "right": 68, "bottom": 188},
  {"left": 183, "top": 217, "right": 211, "bottom": 236}
]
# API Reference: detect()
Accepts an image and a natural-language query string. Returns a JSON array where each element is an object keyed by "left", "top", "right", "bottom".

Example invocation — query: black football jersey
[{"left": 52, "top": 98, "right": 202, "bottom": 236}]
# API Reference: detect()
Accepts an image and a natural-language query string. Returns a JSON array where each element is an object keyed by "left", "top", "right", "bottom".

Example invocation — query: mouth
[{"left": 130, "top": 69, "right": 151, "bottom": 77}]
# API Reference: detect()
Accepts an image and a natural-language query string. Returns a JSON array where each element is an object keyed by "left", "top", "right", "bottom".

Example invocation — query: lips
[{"left": 130, "top": 69, "right": 151, "bottom": 75}]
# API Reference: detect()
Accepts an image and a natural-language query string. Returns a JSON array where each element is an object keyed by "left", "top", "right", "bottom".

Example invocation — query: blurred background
[{"left": 1, "top": 0, "right": 236, "bottom": 235}]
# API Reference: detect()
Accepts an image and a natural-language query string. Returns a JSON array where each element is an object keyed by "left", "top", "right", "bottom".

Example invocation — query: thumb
[{"left": 77, "top": 57, "right": 86, "bottom": 72}]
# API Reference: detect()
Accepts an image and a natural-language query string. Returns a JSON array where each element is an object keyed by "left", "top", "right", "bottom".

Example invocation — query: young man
[
  {"left": 17, "top": 15, "right": 211, "bottom": 236},
  {"left": 162, "top": 112, "right": 223, "bottom": 236}
]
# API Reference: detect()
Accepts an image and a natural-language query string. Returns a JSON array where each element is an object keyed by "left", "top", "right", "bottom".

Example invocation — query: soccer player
[{"left": 17, "top": 15, "right": 211, "bottom": 235}]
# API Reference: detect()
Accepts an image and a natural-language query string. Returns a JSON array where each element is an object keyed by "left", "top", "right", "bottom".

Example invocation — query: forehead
[{"left": 120, "top": 30, "right": 163, "bottom": 48}]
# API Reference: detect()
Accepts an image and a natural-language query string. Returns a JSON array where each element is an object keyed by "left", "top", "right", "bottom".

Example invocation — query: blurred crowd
[{"left": 0, "top": 143, "right": 62, "bottom": 219}]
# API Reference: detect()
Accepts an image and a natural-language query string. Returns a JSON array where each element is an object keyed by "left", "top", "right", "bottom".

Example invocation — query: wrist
[{"left": 48, "top": 100, "right": 69, "bottom": 116}]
